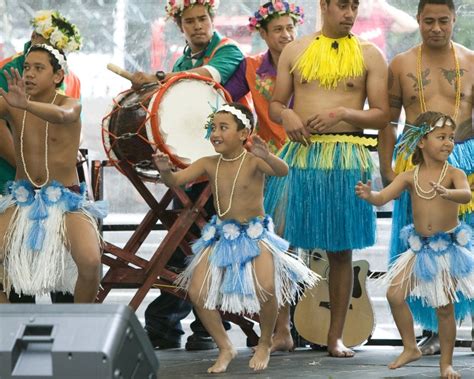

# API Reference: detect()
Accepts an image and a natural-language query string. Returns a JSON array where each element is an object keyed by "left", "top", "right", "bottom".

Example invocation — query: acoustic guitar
[{"left": 294, "top": 250, "right": 375, "bottom": 347}]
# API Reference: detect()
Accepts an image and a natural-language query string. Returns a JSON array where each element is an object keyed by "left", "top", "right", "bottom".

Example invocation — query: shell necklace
[
  {"left": 20, "top": 92, "right": 58, "bottom": 188},
  {"left": 413, "top": 161, "right": 449, "bottom": 200},
  {"left": 215, "top": 150, "right": 247, "bottom": 217},
  {"left": 417, "top": 42, "right": 461, "bottom": 121}
]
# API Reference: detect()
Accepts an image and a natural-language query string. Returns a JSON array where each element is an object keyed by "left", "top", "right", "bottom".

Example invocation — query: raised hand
[
  {"left": 430, "top": 181, "right": 449, "bottom": 199},
  {"left": 250, "top": 135, "right": 269, "bottom": 159},
  {"left": 0, "top": 68, "right": 28, "bottom": 109},
  {"left": 152, "top": 151, "right": 173, "bottom": 172},
  {"left": 355, "top": 180, "right": 372, "bottom": 199}
]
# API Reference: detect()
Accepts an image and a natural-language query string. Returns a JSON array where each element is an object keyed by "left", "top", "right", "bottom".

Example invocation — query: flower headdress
[
  {"left": 27, "top": 44, "right": 68, "bottom": 74},
  {"left": 30, "top": 10, "right": 82, "bottom": 53},
  {"left": 249, "top": 1, "right": 304, "bottom": 32},
  {"left": 395, "top": 115, "right": 455, "bottom": 158},
  {"left": 165, "top": 0, "right": 220, "bottom": 21}
]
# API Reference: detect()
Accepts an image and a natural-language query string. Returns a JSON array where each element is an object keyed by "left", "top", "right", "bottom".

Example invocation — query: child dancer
[
  {"left": 356, "top": 111, "right": 473, "bottom": 379},
  {"left": 152, "top": 102, "right": 318, "bottom": 373}
]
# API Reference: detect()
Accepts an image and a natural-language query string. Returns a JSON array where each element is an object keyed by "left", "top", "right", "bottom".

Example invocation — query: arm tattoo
[
  {"left": 389, "top": 94, "right": 402, "bottom": 109},
  {"left": 388, "top": 68, "right": 394, "bottom": 90},
  {"left": 407, "top": 69, "right": 431, "bottom": 91}
]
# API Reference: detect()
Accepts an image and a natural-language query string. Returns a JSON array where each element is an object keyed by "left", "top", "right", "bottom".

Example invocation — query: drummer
[{"left": 131, "top": 0, "right": 245, "bottom": 351}]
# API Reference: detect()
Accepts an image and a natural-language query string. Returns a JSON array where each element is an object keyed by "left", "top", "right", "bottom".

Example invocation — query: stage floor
[{"left": 156, "top": 346, "right": 474, "bottom": 379}]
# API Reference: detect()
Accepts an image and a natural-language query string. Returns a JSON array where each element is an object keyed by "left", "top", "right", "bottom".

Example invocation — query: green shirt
[{"left": 172, "top": 31, "right": 244, "bottom": 85}]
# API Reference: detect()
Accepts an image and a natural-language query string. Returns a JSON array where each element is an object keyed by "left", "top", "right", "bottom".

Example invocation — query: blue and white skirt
[
  {"left": 176, "top": 215, "right": 319, "bottom": 315},
  {"left": 382, "top": 223, "right": 474, "bottom": 328},
  {"left": 0, "top": 180, "right": 107, "bottom": 296}
]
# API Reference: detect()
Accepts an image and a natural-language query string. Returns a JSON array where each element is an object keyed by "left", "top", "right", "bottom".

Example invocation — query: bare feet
[
  {"left": 388, "top": 347, "right": 422, "bottom": 369},
  {"left": 207, "top": 348, "right": 237, "bottom": 374},
  {"left": 270, "top": 332, "right": 295, "bottom": 353},
  {"left": 327, "top": 339, "right": 354, "bottom": 358},
  {"left": 440, "top": 364, "right": 461, "bottom": 378},
  {"left": 249, "top": 344, "right": 271, "bottom": 371},
  {"left": 419, "top": 334, "right": 441, "bottom": 356}
]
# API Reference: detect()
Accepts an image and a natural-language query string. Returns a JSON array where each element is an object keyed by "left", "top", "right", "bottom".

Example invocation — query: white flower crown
[
  {"left": 27, "top": 44, "right": 69, "bottom": 74},
  {"left": 31, "top": 10, "right": 82, "bottom": 53}
]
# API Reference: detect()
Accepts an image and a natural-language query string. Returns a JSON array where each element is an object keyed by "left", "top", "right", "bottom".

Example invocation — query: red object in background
[{"left": 352, "top": 8, "right": 391, "bottom": 53}]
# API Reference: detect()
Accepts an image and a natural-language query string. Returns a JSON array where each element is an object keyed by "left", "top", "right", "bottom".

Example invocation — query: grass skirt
[
  {"left": 176, "top": 215, "right": 320, "bottom": 315},
  {"left": 0, "top": 180, "right": 107, "bottom": 297},
  {"left": 389, "top": 137, "right": 474, "bottom": 330},
  {"left": 383, "top": 223, "right": 474, "bottom": 331},
  {"left": 264, "top": 135, "right": 376, "bottom": 251}
]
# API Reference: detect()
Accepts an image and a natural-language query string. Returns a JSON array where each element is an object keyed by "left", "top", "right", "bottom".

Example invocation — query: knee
[
  {"left": 187, "top": 285, "right": 204, "bottom": 307},
  {"left": 76, "top": 252, "right": 101, "bottom": 280},
  {"left": 257, "top": 280, "right": 275, "bottom": 302},
  {"left": 436, "top": 304, "right": 454, "bottom": 320},
  {"left": 386, "top": 287, "right": 405, "bottom": 307}
]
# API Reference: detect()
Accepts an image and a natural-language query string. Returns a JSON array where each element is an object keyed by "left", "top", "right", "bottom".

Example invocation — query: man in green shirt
[{"left": 131, "top": 0, "right": 244, "bottom": 351}]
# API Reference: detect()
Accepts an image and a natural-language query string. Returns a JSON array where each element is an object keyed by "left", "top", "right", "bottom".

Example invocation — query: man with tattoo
[{"left": 378, "top": 0, "right": 474, "bottom": 355}]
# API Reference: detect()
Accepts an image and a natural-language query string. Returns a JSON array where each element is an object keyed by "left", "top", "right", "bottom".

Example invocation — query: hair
[
  {"left": 175, "top": 4, "right": 215, "bottom": 28},
  {"left": 417, "top": 0, "right": 455, "bottom": 16},
  {"left": 27, "top": 45, "right": 65, "bottom": 88},
  {"left": 258, "top": 2, "right": 297, "bottom": 31},
  {"left": 411, "top": 111, "right": 456, "bottom": 165}
]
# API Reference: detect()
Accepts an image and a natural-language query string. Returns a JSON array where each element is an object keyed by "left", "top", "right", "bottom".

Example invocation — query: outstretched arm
[
  {"left": 0, "top": 68, "right": 81, "bottom": 124},
  {"left": 152, "top": 152, "right": 207, "bottom": 187},
  {"left": 250, "top": 135, "right": 288, "bottom": 177},
  {"left": 355, "top": 171, "right": 409, "bottom": 206},
  {"left": 431, "top": 169, "right": 472, "bottom": 204}
]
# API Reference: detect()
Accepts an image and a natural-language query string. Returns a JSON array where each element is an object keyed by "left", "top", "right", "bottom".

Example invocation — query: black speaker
[{"left": 0, "top": 304, "right": 159, "bottom": 378}]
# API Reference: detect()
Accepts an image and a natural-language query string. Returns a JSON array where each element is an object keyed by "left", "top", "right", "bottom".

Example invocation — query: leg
[
  {"left": 249, "top": 244, "right": 278, "bottom": 371},
  {"left": 437, "top": 304, "right": 460, "bottom": 379},
  {"left": 187, "top": 249, "right": 236, "bottom": 374},
  {"left": 386, "top": 265, "right": 421, "bottom": 369},
  {"left": 326, "top": 250, "right": 354, "bottom": 357},
  {"left": 65, "top": 213, "right": 101, "bottom": 303},
  {"left": 270, "top": 303, "right": 294, "bottom": 353}
]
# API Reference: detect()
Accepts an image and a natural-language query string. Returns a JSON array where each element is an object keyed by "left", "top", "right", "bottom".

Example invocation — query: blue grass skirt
[
  {"left": 0, "top": 180, "right": 107, "bottom": 296},
  {"left": 389, "top": 137, "right": 474, "bottom": 330},
  {"left": 264, "top": 135, "right": 376, "bottom": 251},
  {"left": 382, "top": 223, "right": 474, "bottom": 331},
  {"left": 176, "top": 215, "right": 319, "bottom": 315}
]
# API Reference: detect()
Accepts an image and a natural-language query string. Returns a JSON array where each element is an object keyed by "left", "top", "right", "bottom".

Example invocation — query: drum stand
[{"left": 92, "top": 160, "right": 259, "bottom": 346}]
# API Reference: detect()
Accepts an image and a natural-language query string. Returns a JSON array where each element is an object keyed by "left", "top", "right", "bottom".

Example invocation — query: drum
[{"left": 102, "top": 73, "right": 231, "bottom": 180}]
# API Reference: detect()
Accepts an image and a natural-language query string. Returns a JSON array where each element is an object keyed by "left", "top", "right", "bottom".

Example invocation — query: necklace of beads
[
  {"left": 413, "top": 161, "right": 449, "bottom": 200},
  {"left": 417, "top": 42, "right": 461, "bottom": 121},
  {"left": 20, "top": 93, "right": 58, "bottom": 188},
  {"left": 215, "top": 150, "right": 247, "bottom": 217}
]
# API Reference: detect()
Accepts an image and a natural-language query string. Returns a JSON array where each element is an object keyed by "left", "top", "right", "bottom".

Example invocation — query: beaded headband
[
  {"left": 395, "top": 116, "right": 455, "bottom": 157},
  {"left": 165, "top": 0, "right": 219, "bottom": 20},
  {"left": 249, "top": 1, "right": 304, "bottom": 31},
  {"left": 27, "top": 44, "right": 69, "bottom": 74}
]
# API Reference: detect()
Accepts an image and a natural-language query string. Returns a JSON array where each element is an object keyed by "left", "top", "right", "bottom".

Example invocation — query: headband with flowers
[
  {"left": 248, "top": 1, "right": 304, "bottom": 32},
  {"left": 30, "top": 10, "right": 82, "bottom": 53},
  {"left": 395, "top": 116, "right": 455, "bottom": 158},
  {"left": 165, "top": 0, "right": 220, "bottom": 21}
]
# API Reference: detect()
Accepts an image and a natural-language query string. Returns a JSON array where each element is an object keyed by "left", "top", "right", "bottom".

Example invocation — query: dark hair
[
  {"left": 217, "top": 102, "right": 254, "bottom": 131},
  {"left": 417, "top": 0, "right": 455, "bottom": 16},
  {"left": 175, "top": 4, "right": 215, "bottom": 27},
  {"left": 411, "top": 111, "right": 456, "bottom": 165},
  {"left": 259, "top": 2, "right": 297, "bottom": 31},
  {"left": 27, "top": 45, "right": 65, "bottom": 88}
]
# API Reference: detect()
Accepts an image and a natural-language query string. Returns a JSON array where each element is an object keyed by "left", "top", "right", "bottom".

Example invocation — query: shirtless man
[
  {"left": 265, "top": 0, "right": 389, "bottom": 357},
  {"left": 378, "top": 0, "right": 474, "bottom": 354},
  {"left": 0, "top": 45, "right": 105, "bottom": 302}
]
